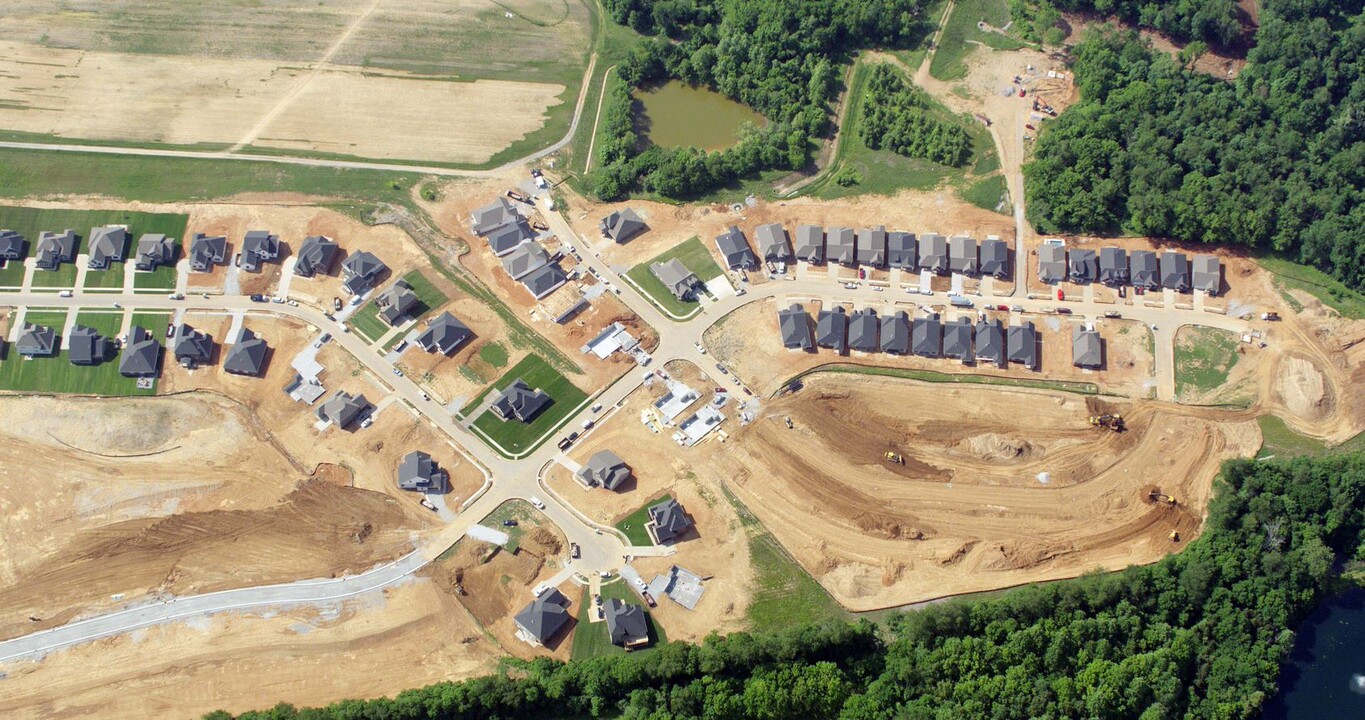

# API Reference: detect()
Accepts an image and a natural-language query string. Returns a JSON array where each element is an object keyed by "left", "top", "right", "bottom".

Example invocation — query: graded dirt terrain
[{"left": 700, "top": 373, "right": 1260, "bottom": 610}]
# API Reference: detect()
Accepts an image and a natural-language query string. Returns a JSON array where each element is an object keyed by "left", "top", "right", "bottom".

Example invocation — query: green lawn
[
  {"left": 468, "top": 354, "right": 590, "bottom": 456},
  {"left": 615, "top": 494, "right": 672, "bottom": 546},
  {"left": 133, "top": 265, "right": 179, "bottom": 292},
  {"left": 349, "top": 303, "right": 390, "bottom": 344},
  {"left": 1256, "top": 416, "right": 1365, "bottom": 460},
  {"left": 930, "top": 0, "right": 1028, "bottom": 81},
  {"left": 624, "top": 237, "right": 725, "bottom": 318},
  {"left": 570, "top": 580, "right": 669, "bottom": 661},
  {"left": 352, "top": 270, "right": 450, "bottom": 343},
  {"left": 719, "top": 485, "right": 845, "bottom": 632},
  {"left": 481, "top": 499, "right": 546, "bottom": 554},
  {"left": 1257, "top": 255, "right": 1365, "bottom": 320},
  {"left": 73, "top": 310, "right": 126, "bottom": 338},
  {"left": 959, "top": 174, "right": 1010, "bottom": 214},
  {"left": 786, "top": 363, "right": 1100, "bottom": 397},
  {"left": 0, "top": 309, "right": 154, "bottom": 396},
  {"left": 83, "top": 264, "right": 125, "bottom": 291},
  {"left": 479, "top": 342, "right": 510, "bottom": 368},
  {"left": 1174, "top": 326, "right": 1241, "bottom": 401},
  {"left": 29, "top": 264, "right": 79, "bottom": 289},
  {"left": 0, "top": 259, "right": 28, "bottom": 288},
  {"left": 0, "top": 207, "right": 188, "bottom": 291},
  {"left": 129, "top": 311, "right": 173, "bottom": 340}
]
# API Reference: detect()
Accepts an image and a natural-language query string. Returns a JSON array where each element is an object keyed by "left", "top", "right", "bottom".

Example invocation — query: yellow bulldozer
[
  {"left": 1169, "top": 530, "right": 1181, "bottom": 543},
  {"left": 1149, "top": 490, "right": 1178, "bottom": 506},
  {"left": 1089, "top": 414, "right": 1125, "bottom": 432},
  {"left": 884, "top": 451, "right": 904, "bottom": 465}
]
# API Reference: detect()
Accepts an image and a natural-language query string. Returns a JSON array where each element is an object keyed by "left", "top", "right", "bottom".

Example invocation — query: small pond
[
  {"left": 635, "top": 81, "right": 766, "bottom": 152},
  {"left": 1263, "top": 588, "right": 1365, "bottom": 719}
]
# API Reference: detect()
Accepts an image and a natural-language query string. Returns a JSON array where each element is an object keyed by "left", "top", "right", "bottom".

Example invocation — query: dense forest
[
  {"left": 586, "top": 0, "right": 934, "bottom": 200},
  {"left": 1009, "top": 0, "right": 1243, "bottom": 46},
  {"left": 1025, "top": 0, "right": 1365, "bottom": 290},
  {"left": 212, "top": 449, "right": 1365, "bottom": 719},
  {"left": 859, "top": 64, "right": 972, "bottom": 167}
]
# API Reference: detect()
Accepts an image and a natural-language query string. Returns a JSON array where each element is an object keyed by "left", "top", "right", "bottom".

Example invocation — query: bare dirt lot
[{"left": 699, "top": 372, "right": 1260, "bottom": 610}]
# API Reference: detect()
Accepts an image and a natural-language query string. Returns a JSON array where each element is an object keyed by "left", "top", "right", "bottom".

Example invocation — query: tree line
[
  {"left": 586, "top": 0, "right": 935, "bottom": 200},
  {"left": 859, "top": 64, "right": 972, "bottom": 167},
  {"left": 212, "top": 446, "right": 1365, "bottom": 719},
  {"left": 1008, "top": 0, "right": 1243, "bottom": 47},
  {"left": 1025, "top": 0, "right": 1365, "bottom": 291}
]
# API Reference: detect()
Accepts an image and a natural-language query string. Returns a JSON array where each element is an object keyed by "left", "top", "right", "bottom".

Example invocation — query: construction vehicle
[
  {"left": 884, "top": 451, "right": 905, "bottom": 465},
  {"left": 1089, "top": 414, "right": 1125, "bottom": 432},
  {"left": 1261, "top": 311, "right": 1281, "bottom": 321},
  {"left": 1149, "top": 490, "right": 1178, "bottom": 506},
  {"left": 784, "top": 416, "right": 794, "bottom": 429},
  {"left": 1169, "top": 530, "right": 1181, "bottom": 543},
  {"left": 506, "top": 189, "right": 530, "bottom": 203}
]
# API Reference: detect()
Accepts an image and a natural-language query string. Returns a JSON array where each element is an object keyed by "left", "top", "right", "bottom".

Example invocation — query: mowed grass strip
[
  {"left": 83, "top": 263, "right": 125, "bottom": 291},
  {"left": 0, "top": 309, "right": 153, "bottom": 396},
  {"left": 468, "top": 354, "right": 588, "bottom": 455},
  {"left": 133, "top": 264, "right": 179, "bottom": 292},
  {"left": 570, "top": 580, "right": 669, "bottom": 661},
  {"left": 624, "top": 237, "right": 724, "bottom": 318},
  {"left": 1174, "top": 326, "right": 1241, "bottom": 401},
  {"left": 614, "top": 493, "right": 672, "bottom": 546},
  {"left": 0, "top": 259, "right": 29, "bottom": 288}
]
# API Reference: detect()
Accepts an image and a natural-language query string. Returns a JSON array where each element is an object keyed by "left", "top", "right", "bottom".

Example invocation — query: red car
[
  {"left": 1057, "top": 289, "right": 1065, "bottom": 300},
  {"left": 996, "top": 304, "right": 1010, "bottom": 311}
]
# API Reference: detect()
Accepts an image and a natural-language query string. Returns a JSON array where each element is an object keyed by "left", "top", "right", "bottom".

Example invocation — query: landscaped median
[
  {"left": 460, "top": 353, "right": 590, "bottom": 457},
  {"left": 623, "top": 236, "right": 724, "bottom": 319}
]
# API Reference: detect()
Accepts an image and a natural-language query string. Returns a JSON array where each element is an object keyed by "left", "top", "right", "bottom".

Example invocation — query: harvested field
[{"left": 700, "top": 372, "right": 1260, "bottom": 610}]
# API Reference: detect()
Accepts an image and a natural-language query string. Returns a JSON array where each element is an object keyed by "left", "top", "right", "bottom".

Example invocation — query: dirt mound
[
  {"left": 978, "top": 541, "right": 1071, "bottom": 571},
  {"left": 1275, "top": 355, "right": 1333, "bottom": 421},
  {"left": 853, "top": 512, "right": 928, "bottom": 540},
  {"left": 526, "top": 527, "right": 562, "bottom": 556},
  {"left": 962, "top": 433, "right": 1033, "bottom": 461}
]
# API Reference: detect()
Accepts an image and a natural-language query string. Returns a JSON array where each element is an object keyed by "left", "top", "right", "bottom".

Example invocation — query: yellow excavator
[
  {"left": 1169, "top": 530, "right": 1181, "bottom": 543},
  {"left": 1089, "top": 414, "right": 1125, "bottom": 432},
  {"left": 1149, "top": 490, "right": 1178, "bottom": 506},
  {"left": 884, "top": 451, "right": 904, "bottom": 465}
]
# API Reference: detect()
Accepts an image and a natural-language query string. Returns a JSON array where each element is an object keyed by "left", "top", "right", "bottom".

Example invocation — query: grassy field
[
  {"left": 83, "top": 265, "right": 125, "bottom": 290},
  {"left": 614, "top": 494, "right": 672, "bottom": 546},
  {"left": 351, "top": 269, "right": 451, "bottom": 342},
  {"left": 0, "top": 259, "right": 27, "bottom": 288},
  {"left": 0, "top": 309, "right": 155, "bottom": 396},
  {"left": 1256, "top": 416, "right": 1365, "bottom": 460},
  {"left": 624, "top": 237, "right": 724, "bottom": 318},
  {"left": 481, "top": 499, "right": 546, "bottom": 554},
  {"left": 479, "top": 342, "right": 510, "bottom": 368},
  {"left": 959, "top": 174, "right": 1010, "bottom": 213},
  {"left": 786, "top": 363, "right": 1100, "bottom": 396},
  {"left": 719, "top": 485, "right": 845, "bottom": 632},
  {"left": 1257, "top": 256, "right": 1365, "bottom": 320},
  {"left": 348, "top": 304, "right": 390, "bottom": 343},
  {"left": 1174, "top": 326, "right": 1241, "bottom": 401},
  {"left": 28, "top": 263, "right": 80, "bottom": 289},
  {"left": 570, "top": 580, "right": 669, "bottom": 660},
  {"left": 930, "top": 0, "right": 1028, "bottom": 81},
  {"left": 129, "top": 311, "right": 173, "bottom": 340},
  {"left": 133, "top": 265, "right": 179, "bottom": 291},
  {"left": 467, "top": 354, "right": 589, "bottom": 455},
  {"left": 73, "top": 310, "right": 126, "bottom": 338}
]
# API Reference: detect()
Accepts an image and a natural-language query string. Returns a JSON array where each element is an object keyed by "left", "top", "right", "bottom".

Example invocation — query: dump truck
[
  {"left": 1149, "top": 490, "right": 1178, "bottom": 506},
  {"left": 1089, "top": 414, "right": 1125, "bottom": 432},
  {"left": 884, "top": 451, "right": 905, "bottom": 465}
]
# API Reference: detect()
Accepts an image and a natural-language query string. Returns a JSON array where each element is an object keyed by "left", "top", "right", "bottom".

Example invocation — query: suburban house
[
  {"left": 240, "top": 230, "right": 281, "bottom": 272},
  {"left": 293, "top": 236, "right": 340, "bottom": 277},
  {"left": 576, "top": 450, "right": 632, "bottom": 491},
  {"left": 949, "top": 235, "right": 978, "bottom": 275},
  {"left": 16, "top": 323, "right": 57, "bottom": 357},
  {"left": 975, "top": 318, "right": 1006, "bottom": 367},
  {"left": 470, "top": 197, "right": 519, "bottom": 236},
  {"left": 777, "top": 304, "right": 813, "bottom": 351},
  {"left": 0, "top": 229, "right": 23, "bottom": 262},
  {"left": 86, "top": 226, "right": 128, "bottom": 270},
  {"left": 1007, "top": 321, "right": 1038, "bottom": 369},
  {"left": 34, "top": 230, "right": 77, "bottom": 270},
  {"left": 651, "top": 259, "right": 700, "bottom": 302},
  {"left": 188, "top": 233, "right": 228, "bottom": 272},
  {"left": 943, "top": 316, "right": 974, "bottom": 363},
  {"left": 856, "top": 226, "right": 887, "bottom": 268},
  {"left": 880, "top": 311, "right": 911, "bottom": 354},
  {"left": 67, "top": 325, "right": 110, "bottom": 366},
  {"left": 520, "top": 263, "right": 567, "bottom": 300},
  {"left": 715, "top": 226, "right": 758, "bottom": 270},
  {"left": 815, "top": 306, "right": 848, "bottom": 354},
  {"left": 173, "top": 324, "right": 215, "bottom": 368},
  {"left": 316, "top": 390, "right": 370, "bottom": 429},
  {"left": 134, "top": 234, "right": 178, "bottom": 271},
  {"left": 794, "top": 224, "right": 824, "bottom": 263},
  {"left": 1073, "top": 326, "right": 1103, "bottom": 369},
  {"left": 605, "top": 598, "right": 650, "bottom": 648},
  {"left": 513, "top": 588, "right": 571, "bottom": 647},
  {"left": 600, "top": 208, "right": 648, "bottom": 243},
  {"left": 848, "top": 308, "right": 879, "bottom": 353},
  {"left": 416, "top": 311, "right": 472, "bottom": 355},
  {"left": 397, "top": 450, "right": 448, "bottom": 493},
  {"left": 1193, "top": 255, "right": 1221, "bottom": 295},
  {"left": 341, "top": 250, "right": 387, "bottom": 295},
  {"left": 1131, "top": 250, "right": 1160, "bottom": 289},
  {"left": 646, "top": 498, "right": 693, "bottom": 544},
  {"left": 826, "top": 226, "right": 856, "bottom": 266},
  {"left": 222, "top": 328, "right": 269, "bottom": 376},
  {"left": 755, "top": 223, "right": 791, "bottom": 263},
  {"left": 501, "top": 242, "right": 549, "bottom": 280},
  {"left": 979, "top": 237, "right": 1009, "bottom": 279},
  {"left": 489, "top": 378, "right": 550, "bottom": 422},
  {"left": 118, "top": 326, "right": 162, "bottom": 377},
  {"left": 1098, "top": 247, "right": 1129, "bottom": 286},
  {"left": 486, "top": 219, "right": 533, "bottom": 256},
  {"left": 887, "top": 231, "right": 917, "bottom": 269},
  {"left": 375, "top": 279, "right": 419, "bottom": 326},
  {"left": 1038, "top": 243, "right": 1066, "bottom": 283},
  {"left": 1068, "top": 248, "right": 1098, "bottom": 283},
  {"left": 918, "top": 233, "right": 949, "bottom": 274},
  {"left": 911, "top": 314, "right": 942, "bottom": 358},
  {"left": 1160, "top": 252, "right": 1190, "bottom": 292}
]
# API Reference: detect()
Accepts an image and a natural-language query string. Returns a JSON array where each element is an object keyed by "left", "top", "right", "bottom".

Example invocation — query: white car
[
  {"left": 632, "top": 577, "right": 647, "bottom": 591},
  {"left": 529, "top": 496, "right": 546, "bottom": 510}
]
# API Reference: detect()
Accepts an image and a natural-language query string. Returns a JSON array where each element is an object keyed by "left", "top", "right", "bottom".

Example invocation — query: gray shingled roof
[
  {"left": 715, "top": 226, "right": 758, "bottom": 269},
  {"left": 577, "top": 450, "right": 632, "bottom": 491},
  {"left": 1131, "top": 250, "right": 1159, "bottom": 289},
  {"left": 912, "top": 314, "right": 942, "bottom": 357},
  {"left": 605, "top": 598, "right": 649, "bottom": 646},
  {"left": 35, "top": 230, "right": 77, "bottom": 269},
  {"left": 600, "top": 208, "right": 647, "bottom": 243},
  {"left": 68, "top": 325, "right": 110, "bottom": 366},
  {"left": 1038, "top": 243, "right": 1066, "bottom": 283},
  {"left": 134, "top": 234, "right": 177, "bottom": 271},
  {"left": 880, "top": 311, "right": 910, "bottom": 354},
  {"left": 342, "top": 250, "right": 386, "bottom": 283},
  {"left": 514, "top": 588, "right": 570, "bottom": 644},
  {"left": 755, "top": 223, "right": 791, "bottom": 262},
  {"left": 794, "top": 225, "right": 824, "bottom": 263},
  {"left": 887, "top": 231, "right": 917, "bottom": 269},
  {"left": 16, "top": 323, "right": 56, "bottom": 357},
  {"left": 490, "top": 378, "right": 550, "bottom": 422},
  {"left": 1098, "top": 247, "right": 1128, "bottom": 286},
  {"left": 1160, "top": 252, "right": 1190, "bottom": 291},
  {"left": 173, "top": 324, "right": 215, "bottom": 364},
  {"left": 188, "top": 233, "right": 227, "bottom": 272},
  {"left": 87, "top": 226, "right": 128, "bottom": 270},
  {"left": 777, "top": 304, "right": 813, "bottom": 350},
  {"left": 294, "top": 236, "right": 339, "bottom": 277},
  {"left": 520, "top": 263, "right": 567, "bottom": 300},
  {"left": 0, "top": 229, "right": 23, "bottom": 261},
  {"left": 1068, "top": 249, "right": 1098, "bottom": 283},
  {"left": 1007, "top": 322, "right": 1037, "bottom": 369},
  {"left": 848, "top": 309, "right": 879, "bottom": 352},
  {"left": 648, "top": 498, "right": 693, "bottom": 543},
  {"left": 651, "top": 258, "right": 699, "bottom": 301},
  {"left": 979, "top": 238, "right": 1008, "bottom": 278},
  {"left": 471, "top": 198, "right": 519, "bottom": 236},
  {"left": 487, "top": 220, "right": 533, "bottom": 256},
  {"left": 376, "top": 279, "right": 419, "bottom": 325},
  {"left": 417, "top": 311, "right": 472, "bottom": 355},
  {"left": 1193, "top": 255, "right": 1220, "bottom": 294},
  {"left": 816, "top": 306, "right": 847, "bottom": 353},
  {"left": 397, "top": 451, "right": 447, "bottom": 493},
  {"left": 975, "top": 318, "right": 1005, "bottom": 367},
  {"left": 241, "top": 230, "right": 281, "bottom": 272},
  {"left": 918, "top": 233, "right": 948, "bottom": 274},
  {"left": 502, "top": 242, "right": 550, "bottom": 280},
  {"left": 1073, "top": 326, "right": 1102, "bottom": 368},
  {"left": 223, "top": 328, "right": 268, "bottom": 376},
  {"left": 827, "top": 227, "right": 856, "bottom": 265},
  {"left": 943, "top": 317, "right": 974, "bottom": 362},
  {"left": 949, "top": 236, "right": 978, "bottom": 275},
  {"left": 857, "top": 227, "right": 887, "bottom": 267},
  {"left": 118, "top": 326, "right": 162, "bottom": 377},
  {"left": 317, "top": 390, "right": 370, "bottom": 428}
]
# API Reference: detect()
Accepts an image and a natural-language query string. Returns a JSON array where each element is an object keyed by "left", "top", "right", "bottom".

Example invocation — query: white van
[{"left": 529, "top": 496, "right": 546, "bottom": 510}]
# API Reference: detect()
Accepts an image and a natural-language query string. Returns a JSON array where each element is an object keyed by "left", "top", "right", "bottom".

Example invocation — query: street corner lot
[
  {"left": 464, "top": 353, "right": 590, "bottom": 456},
  {"left": 703, "top": 296, "right": 1156, "bottom": 398},
  {"left": 693, "top": 371, "right": 1261, "bottom": 611}
]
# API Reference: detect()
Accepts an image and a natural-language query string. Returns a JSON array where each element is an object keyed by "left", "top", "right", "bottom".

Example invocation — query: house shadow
[
  {"left": 608, "top": 474, "right": 639, "bottom": 495},
  {"left": 542, "top": 613, "right": 578, "bottom": 653}
]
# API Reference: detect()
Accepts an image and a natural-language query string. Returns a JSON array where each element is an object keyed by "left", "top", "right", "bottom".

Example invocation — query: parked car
[
  {"left": 250, "top": 294, "right": 266, "bottom": 302},
  {"left": 715, "top": 363, "right": 727, "bottom": 374},
  {"left": 1012, "top": 305, "right": 1025, "bottom": 313},
  {"left": 166, "top": 323, "right": 176, "bottom": 338},
  {"left": 392, "top": 367, "right": 403, "bottom": 377},
  {"left": 502, "top": 519, "right": 518, "bottom": 527},
  {"left": 570, "top": 543, "right": 581, "bottom": 559},
  {"left": 1056, "top": 307, "right": 1073, "bottom": 315},
  {"left": 529, "top": 496, "right": 546, "bottom": 510},
  {"left": 318, "top": 333, "right": 332, "bottom": 344}
]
